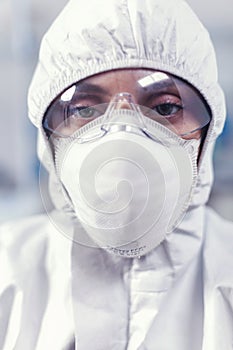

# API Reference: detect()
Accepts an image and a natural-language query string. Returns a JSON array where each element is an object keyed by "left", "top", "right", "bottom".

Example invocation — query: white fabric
[
  {"left": 1, "top": 0, "right": 233, "bottom": 349},
  {"left": 1, "top": 209, "right": 233, "bottom": 349}
]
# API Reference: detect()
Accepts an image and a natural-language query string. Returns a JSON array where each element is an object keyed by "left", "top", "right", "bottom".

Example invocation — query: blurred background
[{"left": 0, "top": 0, "right": 232, "bottom": 223}]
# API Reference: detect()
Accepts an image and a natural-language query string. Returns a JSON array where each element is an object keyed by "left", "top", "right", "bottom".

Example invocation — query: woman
[{"left": 1, "top": 0, "right": 233, "bottom": 349}]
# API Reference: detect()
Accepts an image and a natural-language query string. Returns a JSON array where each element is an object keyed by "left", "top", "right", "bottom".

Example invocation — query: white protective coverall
[{"left": 0, "top": 0, "right": 233, "bottom": 349}]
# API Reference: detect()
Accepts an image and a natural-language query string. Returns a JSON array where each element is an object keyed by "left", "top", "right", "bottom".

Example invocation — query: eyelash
[
  {"left": 67, "top": 105, "right": 104, "bottom": 119},
  {"left": 153, "top": 102, "right": 183, "bottom": 117}
]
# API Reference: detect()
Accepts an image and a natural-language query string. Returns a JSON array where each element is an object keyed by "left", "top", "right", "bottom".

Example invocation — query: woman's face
[{"left": 43, "top": 68, "right": 211, "bottom": 140}]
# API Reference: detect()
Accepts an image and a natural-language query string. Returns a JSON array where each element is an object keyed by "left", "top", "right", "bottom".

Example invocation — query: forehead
[
  {"left": 81, "top": 68, "right": 162, "bottom": 85},
  {"left": 76, "top": 68, "right": 179, "bottom": 93},
  {"left": 60, "top": 68, "right": 203, "bottom": 104}
]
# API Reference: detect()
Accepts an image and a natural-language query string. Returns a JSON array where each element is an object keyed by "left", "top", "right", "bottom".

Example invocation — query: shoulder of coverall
[
  {"left": 0, "top": 213, "right": 70, "bottom": 288},
  {"left": 0, "top": 214, "right": 51, "bottom": 272},
  {"left": 204, "top": 206, "right": 233, "bottom": 287}
]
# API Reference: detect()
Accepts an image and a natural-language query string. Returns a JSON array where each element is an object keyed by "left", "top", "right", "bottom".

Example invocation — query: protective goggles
[{"left": 43, "top": 69, "right": 211, "bottom": 139}]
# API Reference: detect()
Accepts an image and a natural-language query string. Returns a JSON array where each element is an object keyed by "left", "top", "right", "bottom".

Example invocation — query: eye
[
  {"left": 68, "top": 105, "right": 103, "bottom": 119},
  {"left": 154, "top": 103, "right": 182, "bottom": 117}
]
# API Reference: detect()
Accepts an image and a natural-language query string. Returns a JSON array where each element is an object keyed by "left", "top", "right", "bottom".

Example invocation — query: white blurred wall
[{"left": 0, "top": 0, "right": 232, "bottom": 222}]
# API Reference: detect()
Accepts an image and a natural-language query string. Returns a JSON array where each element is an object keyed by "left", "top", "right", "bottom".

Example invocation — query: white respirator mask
[{"left": 50, "top": 92, "right": 201, "bottom": 258}]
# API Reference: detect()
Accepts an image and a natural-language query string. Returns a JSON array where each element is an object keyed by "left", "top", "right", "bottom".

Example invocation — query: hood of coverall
[{"left": 27, "top": 0, "right": 226, "bottom": 227}]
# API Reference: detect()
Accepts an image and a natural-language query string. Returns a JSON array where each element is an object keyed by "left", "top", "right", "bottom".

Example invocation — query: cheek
[
  {"left": 74, "top": 118, "right": 95, "bottom": 129},
  {"left": 57, "top": 117, "right": 96, "bottom": 136},
  {"left": 182, "top": 129, "right": 202, "bottom": 140}
]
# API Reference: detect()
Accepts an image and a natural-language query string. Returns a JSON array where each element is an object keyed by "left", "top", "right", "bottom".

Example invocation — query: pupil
[
  {"left": 157, "top": 104, "right": 173, "bottom": 116},
  {"left": 79, "top": 107, "right": 94, "bottom": 118}
]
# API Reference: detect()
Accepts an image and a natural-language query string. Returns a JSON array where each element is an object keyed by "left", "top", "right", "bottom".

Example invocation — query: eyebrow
[
  {"left": 75, "top": 82, "right": 109, "bottom": 95},
  {"left": 142, "top": 79, "right": 180, "bottom": 93},
  {"left": 74, "top": 76, "right": 182, "bottom": 97}
]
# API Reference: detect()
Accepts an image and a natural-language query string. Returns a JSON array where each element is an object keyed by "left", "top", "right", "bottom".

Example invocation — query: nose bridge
[{"left": 111, "top": 92, "right": 137, "bottom": 109}]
